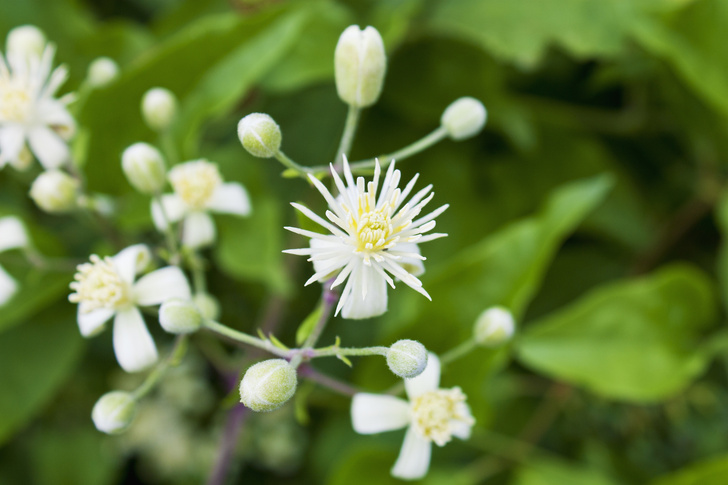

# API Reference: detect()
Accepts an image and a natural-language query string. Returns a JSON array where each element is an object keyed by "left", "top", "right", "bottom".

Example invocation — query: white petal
[
  {"left": 391, "top": 426, "right": 432, "bottom": 480},
  {"left": 112, "top": 244, "right": 151, "bottom": 284},
  {"left": 0, "top": 124, "right": 25, "bottom": 163},
  {"left": 351, "top": 393, "right": 411, "bottom": 434},
  {"left": 0, "top": 264, "right": 18, "bottom": 306},
  {"left": 206, "top": 182, "right": 251, "bottom": 216},
  {"left": 112, "top": 307, "right": 158, "bottom": 372},
  {"left": 132, "top": 266, "right": 191, "bottom": 306},
  {"left": 36, "top": 99, "right": 75, "bottom": 134},
  {"left": 341, "top": 262, "right": 388, "bottom": 319},
  {"left": 27, "top": 125, "right": 69, "bottom": 169},
  {"left": 77, "top": 307, "right": 114, "bottom": 337},
  {"left": 182, "top": 211, "right": 216, "bottom": 248},
  {"left": 151, "top": 194, "right": 186, "bottom": 230},
  {"left": 451, "top": 404, "right": 475, "bottom": 440},
  {"left": 0, "top": 216, "right": 28, "bottom": 252},
  {"left": 394, "top": 242, "right": 424, "bottom": 277},
  {"left": 405, "top": 353, "right": 440, "bottom": 399}
]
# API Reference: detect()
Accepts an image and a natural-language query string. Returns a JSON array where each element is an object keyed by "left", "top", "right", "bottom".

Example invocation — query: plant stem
[
  {"left": 440, "top": 339, "right": 478, "bottom": 365},
  {"left": 334, "top": 105, "right": 361, "bottom": 167},
  {"left": 347, "top": 126, "right": 448, "bottom": 172},
  {"left": 206, "top": 373, "right": 249, "bottom": 485},
  {"left": 274, "top": 150, "right": 315, "bottom": 178},
  {"left": 153, "top": 194, "right": 181, "bottom": 263},
  {"left": 298, "top": 364, "right": 359, "bottom": 397},
  {"left": 132, "top": 335, "right": 188, "bottom": 400},
  {"left": 290, "top": 281, "right": 339, "bottom": 368},
  {"left": 309, "top": 345, "right": 388, "bottom": 359},
  {"left": 202, "top": 320, "right": 288, "bottom": 358}
]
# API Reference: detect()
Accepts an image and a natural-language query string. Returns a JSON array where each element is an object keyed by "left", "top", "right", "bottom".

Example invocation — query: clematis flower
[
  {"left": 284, "top": 157, "right": 447, "bottom": 319},
  {"left": 151, "top": 159, "right": 251, "bottom": 249},
  {"left": 0, "top": 40, "right": 76, "bottom": 170},
  {"left": 68, "top": 244, "right": 191, "bottom": 372},
  {"left": 351, "top": 354, "right": 474, "bottom": 480},
  {"left": 0, "top": 216, "right": 29, "bottom": 305}
]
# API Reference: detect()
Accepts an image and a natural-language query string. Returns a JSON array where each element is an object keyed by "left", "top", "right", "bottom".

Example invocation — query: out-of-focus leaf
[
  {"left": 0, "top": 271, "right": 71, "bottom": 334},
  {"left": 714, "top": 188, "right": 728, "bottom": 313},
  {"left": 296, "top": 303, "right": 324, "bottom": 345},
  {"left": 512, "top": 456, "right": 618, "bottom": 485},
  {"left": 651, "top": 453, "right": 728, "bottom": 485},
  {"left": 0, "top": 311, "right": 83, "bottom": 445},
  {"left": 517, "top": 264, "right": 717, "bottom": 402}
]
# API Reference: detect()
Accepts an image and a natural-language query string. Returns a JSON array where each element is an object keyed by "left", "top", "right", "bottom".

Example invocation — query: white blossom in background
[
  {"left": 0, "top": 33, "right": 76, "bottom": 170},
  {"left": 284, "top": 157, "right": 447, "bottom": 319},
  {"left": 151, "top": 159, "right": 251, "bottom": 248},
  {"left": 68, "top": 244, "right": 191, "bottom": 372},
  {"left": 351, "top": 354, "right": 474, "bottom": 480},
  {"left": 0, "top": 216, "right": 29, "bottom": 305}
]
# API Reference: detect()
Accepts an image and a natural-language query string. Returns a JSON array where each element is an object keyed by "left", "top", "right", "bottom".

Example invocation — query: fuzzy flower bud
[
  {"left": 334, "top": 25, "right": 386, "bottom": 108},
  {"left": 92, "top": 391, "right": 137, "bottom": 434},
  {"left": 193, "top": 292, "right": 220, "bottom": 321},
  {"left": 387, "top": 339, "right": 428, "bottom": 379},
  {"left": 29, "top": 170, "right": 80, "bottom": 213},
  {"left": 159, "top": 298, "right": 202, "bottom": 334},
  {"left": 441, "top": 97, "right": 487, "bottom": 140},
  {"left": 121, "top": 143, "right": 166, "bottom": 194},
  {"left": 87, "top": 57, "right": 119, "bottom": 87},
  {"left": 240, "top": 359, "right": 297, "bottom": 412},
  {"left": 6, "top": 25, "right": 46, "bottom": 59},
  {"left": 237, "top": 113, "right": 282, "bottom": 158},
  {"left": 141, "top": 87, "right": 177, "bottom": 131},
  {"left": 474, "top": 306, "right": 515, "bottom": 347}
]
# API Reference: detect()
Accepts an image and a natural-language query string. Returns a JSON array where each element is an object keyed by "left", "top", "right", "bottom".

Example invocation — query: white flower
[
  {"left": 351, "top": 354, "right": 474, "bottom": 480},
  {"left": 0, "top": 216, "right": 29, "bottom": 306},
  {"left": 284, "top": 158, "right": 447, "bottom": 319},
  {"left": 68, "top": 244, "right": 191, "bottom": 372},
  {"left": 0, "top": 43, "right": 75, "bottom": 170},
  {"left": 151, "top": 159, "right": 252, "bottom": 249}
]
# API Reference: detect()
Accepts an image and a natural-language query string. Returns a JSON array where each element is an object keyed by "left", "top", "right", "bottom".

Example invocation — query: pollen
[
  {"left": 168, "top": 160, "right": 221, "bottom": 210},
  {"left": 0, "top": 82, "right": 33, "bottom": 123},
  {"left": 411, "top": 387, "right": 474, "bottom": 446},
  {"left": 69, "top": 255, "right": 131, "bottom": 312}
]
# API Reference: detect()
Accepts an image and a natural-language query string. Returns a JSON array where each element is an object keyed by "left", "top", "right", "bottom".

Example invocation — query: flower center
[
  {"left": 168, "top": 160, "right": 221, "bottom": 210},
  {"left": 355, "top": 206, "right": 393, "bottom": 252},
  {"left": 0, "top": 82, "right": 33, "bottom": 123},
  {"left": 69, "top": 255, "right": 131, "bottom": 312},
  {"left": 411, "top": 387, "right": 474, "bottom": 446}
]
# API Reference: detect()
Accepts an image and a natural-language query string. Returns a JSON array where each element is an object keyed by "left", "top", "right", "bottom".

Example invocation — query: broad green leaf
[
  {"left": 0, "top": 311, "right": 83, "bottom": 445},
  {"left": 517, "top": 264, "right": 717, "bottom": 402},
  {"left": 296, "top": 303, "right": 324, "bottom": 345},
  {"left": 512, "top": 456, "right": 618, "bottom": 485},
  {"left": 651, "top": 453, "right": 728, "bottom": 485}
]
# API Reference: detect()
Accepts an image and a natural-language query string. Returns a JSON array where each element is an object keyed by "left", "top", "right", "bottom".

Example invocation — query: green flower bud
[
  {"left": 240, "top": 359, "right": 297, "bottom": 412},
  {"left": 87, "top": 57, "right": 119, "bottom": 88},
  {"left": 142, "top": 87, "right": 177, "bottom": 131},
  {"left": 29, "top": 170, "right": 80, "bottom": 213},
  {"left": 387, "top": 339, "right": 428, "bottom": 379},
  {"left": 121, "top": 143, "right": 166, "bottom": 194},
  {"left": 473, "top": 306, "right": 515, "bottom": 347},
  {"left": 334, "top": 25, "right": 386, "bottom": 108},
  {"left": 159, "top": 298, "right": 202, "bottom": 334},
  {"left": 193, "top": 292, "right": 220, "bottom": 321},
  {"left": 237, "top": 113, "right": 282, "bottom": 158},
  {"left": 441, "top": 97, "right": 487, "bottom": 140},
  {"left": 91, "top": 391, "right": 136, "bottom": 434},
  {"left": 6, "top": 25, "right": 46, "bottom": 59}
]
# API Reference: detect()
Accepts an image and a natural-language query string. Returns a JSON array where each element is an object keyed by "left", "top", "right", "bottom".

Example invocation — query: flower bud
[
  {"left": 6, "top": 25, "right": 46, "bottom": 59},
  {"left": 387, "top": 339, "right": 428, "bottom": 379},
  {"left": 91, "top": 391, "right": 136, "bottom": 434},
  {"left": 334, "top": 25, "right": 386, "bottom": 108},
  {"left": 159, "top": 298, "right": 202, "bottom": 334},
  {"left": 441, "top": 97, "right": 487, "bottom": 140},
  {"left": 29, "top": 170, "right": 80, "bottom": 213},
  {"left": 141, "top": 87, "right": 177, "bottom": 131},
  {"left": 237, "top": 113, "right": 282, "bottom": 158},
  {"left": 121, "top": 142, "right": 166, "bottom": 194},
  {"left": 473, "top": 306, "right": 515, "bottom": 347},
  {"left": 193, "top": 292, "right": 220, "bottom": 321},
  {"left": 87, "top": 57, "right": 119, "bottom": 87},
  {"left": 240, "top": 359, "right": 297, "bottom": 412}
]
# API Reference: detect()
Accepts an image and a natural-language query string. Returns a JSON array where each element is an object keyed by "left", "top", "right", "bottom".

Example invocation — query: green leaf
[
  {"left": 517, "top": 264, "right": 717, "bottom": 402},
  {"left": 0, "top": 271, "right": 72, "bottom": 334},
  {"left": 512, "top": 456, "right": 618, "bottom": 485},
  {"left": 651, "top": 453, "right": 728, "bottom": 485},
  {"left": 296, "top": 303, "right": 324, "bottom": 345}
]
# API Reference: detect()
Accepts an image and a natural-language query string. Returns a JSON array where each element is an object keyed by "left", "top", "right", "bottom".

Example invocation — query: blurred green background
[{"left": 2, "top": 0, "right": 728, "bottom": 483}]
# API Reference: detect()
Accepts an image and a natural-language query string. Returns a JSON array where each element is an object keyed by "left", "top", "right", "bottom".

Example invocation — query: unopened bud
[
  {"left": 240, "top": 359, "right": 297, "bottom": 412},
  {"left": 91, "top": 391, "right": 136, "bottom": 434},
  {"left": 334, "top": 25, "right": 386, "bottom": 108},
  {"left": 159, "top": 298, "right": 202, "bottom": 334},
  {"left": 237, "top": 113, "right": 282, "bottom": 158},
  {"left": 141, "top": 87, "right": 177, "bottom": 131},
  {"left": 87, "top": 57, "right": 119, "bottom": 87},
  {"left": 473, "top": 306, "right": 515, "bottom": 347},
  {"left": 193, "top": 292, "right": 220, "bottom": 321},
  {"left": 6, "top": 25, "right": 46, "bottom": 59},
  {"left": 121, "top": 142, "right": 166, "bottom": 194},
  {"left": 29, "top": 170, "right": 79, "bottom": 213},
  {"left": 441, "top": 97, "right": 487, "bottom": 140},
  {"left": 387, "top": 339, "right": 428, "bottom": 379}
]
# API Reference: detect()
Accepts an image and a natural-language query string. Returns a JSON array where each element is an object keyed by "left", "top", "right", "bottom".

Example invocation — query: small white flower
[
  {"left": 284, "top": 158, "right": 447, "bottom": 319},
  {"left": 351, "top": 354, "right": 475, "bottom": 480},
  {"left": 68, "top": 244, "right": 191, "bottom": 372},
  {"left": 0, "top": 216, "right": 29, "bottom": 306},
  {"left": 0, "top": 43, "right": 75, "bottom": 170},
  {"left": 151, "top": 159, "right": 252, "bottom": 249}
]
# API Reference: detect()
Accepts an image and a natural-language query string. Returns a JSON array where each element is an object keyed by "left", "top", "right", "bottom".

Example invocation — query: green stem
[
  {"left": 440, "top": 338, "right": 478, "bottom": 365},
  {"left": 186, "top": 250, "right": 207, "bottom": 294},
  {"left": 290, "top": 283, "right": 339, "bottom": 368},
  {"left": 133, "top": 335, "right": 188, "bottom": 399},
  {"left": 273, "top": 150, "right": 314, "bottom": 178},
  {"left": 309, "top": 345, "right": 388, "bottom": 359},
  {"left": 159, "top": 130, "right": 179, "bottom": 166},
  {"left": 202, "top": 320, "right": 288, "bottom": 358},
  {"left": 153, "top": 193, "right": 180, "bottom": 263},
  {"left": 334, "top": 105, "right": 361, "bottom": 167},
  {"left": 348, "top": 126, "right": 448, "bottom": 172}
]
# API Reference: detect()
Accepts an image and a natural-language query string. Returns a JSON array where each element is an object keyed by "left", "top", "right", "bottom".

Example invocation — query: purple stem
[
  {"left": 206, "top": 400, "right": 249, "bottom": 485},
  {"left": 298, "top": 364, "right": 359, "bottom": 397}
]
